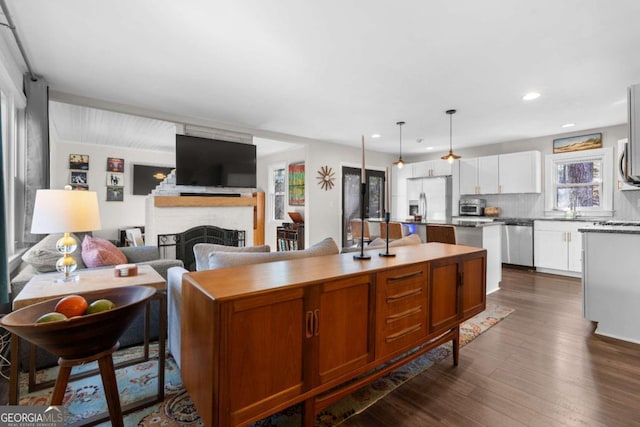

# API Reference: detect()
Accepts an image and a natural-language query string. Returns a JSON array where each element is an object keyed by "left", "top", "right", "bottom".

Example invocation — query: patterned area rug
[{"left": 18, "top": 303, "right": 514, "bottom": 426}]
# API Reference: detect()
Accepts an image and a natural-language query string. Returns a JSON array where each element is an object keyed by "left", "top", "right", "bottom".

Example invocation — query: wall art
[
  {"left": 69, "top": 154, "right": 89, "bottom": 170},
  {"left": 70, "top": 170, "right": 88, "bottom": 185},
  {"left": 106, "top": 186, "right": 124, "bottom": 202},
  {"left": 106, "top": 172, "right": 124, "bottom": 187},
  {"left": 107, "top": 157, "right": 125, "bottom": 172},
  {"left": 288, "top": 162, "right": 305, "bottom": 206},
  {"left": 553, "top": 133, "right": 602, "bottom": 153}
]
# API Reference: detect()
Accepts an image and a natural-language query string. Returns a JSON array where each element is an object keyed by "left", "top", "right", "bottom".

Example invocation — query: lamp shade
[{"left": 31, "top": 189, "right": 102, "bottom": 234}]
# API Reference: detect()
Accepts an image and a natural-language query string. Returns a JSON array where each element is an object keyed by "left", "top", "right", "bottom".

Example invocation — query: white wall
[
  {"left": 306, "top": 141, "right": 395, "bottom": 247},
  {"left": 257, "top": 146, "right": 308, "bottom": 250},
  {"left": 50, "top": 141, "right": 174, "bottom": 241},
  {"left": 257, "top": 140, "right": 396, "bottom": 249}
]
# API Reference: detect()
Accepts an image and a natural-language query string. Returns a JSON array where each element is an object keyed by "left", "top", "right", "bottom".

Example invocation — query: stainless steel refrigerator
[{"left": 407, "top": 176, "right": 452, "bottom": 221}]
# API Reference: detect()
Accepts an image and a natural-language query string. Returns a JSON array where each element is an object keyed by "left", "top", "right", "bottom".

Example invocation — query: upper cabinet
[
  {"left": 459, "top": 151, "right": 541, "bottom": 195},
  {"left": 412, "top": 160, "right": 452, "bottom": 178}
]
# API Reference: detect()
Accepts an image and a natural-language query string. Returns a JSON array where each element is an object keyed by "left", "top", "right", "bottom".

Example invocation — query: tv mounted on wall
[
  {"left": 133, "top": 164, "right": 174, "bottom": 195},
  {"left": 175, "top": 134, "right": 257, "bottom": 188}
]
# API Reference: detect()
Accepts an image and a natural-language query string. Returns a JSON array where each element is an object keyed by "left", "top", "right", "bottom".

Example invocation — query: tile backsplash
[
  {"left": 474, "top": 194, "right": 544, "bottom": 218},
  {"left": 461, "top": 190, "right": 640, "bottom": 220}
]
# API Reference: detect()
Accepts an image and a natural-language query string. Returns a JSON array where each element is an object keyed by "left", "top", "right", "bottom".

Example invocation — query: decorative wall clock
[{"left": 317, "top": 166, "right": 335, "bottom": 191}]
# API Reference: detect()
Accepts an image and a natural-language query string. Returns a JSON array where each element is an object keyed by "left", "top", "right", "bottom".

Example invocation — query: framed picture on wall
[
  {"left": 70, "top": 170, "right": 88, "bottom": 185},
  {"left": 69, "top": 154, "right": 89, "bottom": 170},
  {"left": 106, "top": 172, "right": 124, "bottom": 187},
  {"left": 107, "top": 157, "right": 125, "bottom": 172},
  {"left": 106, "top": 186, "right": 124, "bottom": 202},
  {"left": 70, "top": 184, "right": 88, "bottom": 191},
  {"left": 288, "top": 162, "right": 305, "bottom": 206},
  {"left": 553, "top": 133, "right": 602, "bottom": 153}
]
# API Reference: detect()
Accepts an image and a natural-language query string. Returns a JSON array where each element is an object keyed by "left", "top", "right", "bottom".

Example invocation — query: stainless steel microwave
[{"left": 459, "top": 198, "right": 486, "bottom": 216}]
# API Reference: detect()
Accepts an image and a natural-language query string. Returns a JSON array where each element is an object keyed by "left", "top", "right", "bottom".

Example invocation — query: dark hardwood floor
[
  {"left": 341, "top": 267, "right": 640, "bottom": 427},
  {"left": 1, "top": 268, "right": 639, "bottom": 425}
]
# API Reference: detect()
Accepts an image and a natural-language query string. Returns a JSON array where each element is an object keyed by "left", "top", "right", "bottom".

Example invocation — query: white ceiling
[{"left": 5, "top": 0, "right": 640, "bottom": 156}]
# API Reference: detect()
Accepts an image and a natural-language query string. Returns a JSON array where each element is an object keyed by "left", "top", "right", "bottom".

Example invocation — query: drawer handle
[
  {"left": 385, "top": 324, "right": 422, "bottom": 342},
  {"left": 313, "top": 309, "right": 320, "bottom": 336},
  {"left": 386, "top": 306, "right": 422, "bottom": 323},
  {"left": 305, "top": 311, "right": 313, "bottom": 339},
  {"left": 386, "top": 288, "right": 423, "bottom": 303},
  {"left": 387, "top": 271, "right": 423, "bottom": 282}
]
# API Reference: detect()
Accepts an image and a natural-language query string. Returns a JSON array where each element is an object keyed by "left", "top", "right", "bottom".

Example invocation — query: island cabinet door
[
  {"left": 309, "top": 274, "right": 376, "bottom": 386},
  {"left": 220, "top": 287, "right": 307, "bottom": 427},
  {"left": 428, "top": 258, "right": 461, "bottom": 335},
  {"left": 460, "top": 253, "right": 487, "bottom": 320},
  {"left": 375, "top": 263, "right": 429, "bottom": 358}
]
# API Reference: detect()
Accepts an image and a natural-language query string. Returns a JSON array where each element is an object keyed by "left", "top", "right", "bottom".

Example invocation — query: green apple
[
  {"left": 35, "top": 312, "right": 68, "bottom": 323},
  {"left": 86, "top": 299, "right": 116, "bottom": 314}
]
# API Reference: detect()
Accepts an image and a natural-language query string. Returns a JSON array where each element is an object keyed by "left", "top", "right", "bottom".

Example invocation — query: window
[
  {"left": 269, "top": 163, "right": 286, "bottom": 221},
  {"left": 545, "top": 147, "right": 613, "bottom": 216}
]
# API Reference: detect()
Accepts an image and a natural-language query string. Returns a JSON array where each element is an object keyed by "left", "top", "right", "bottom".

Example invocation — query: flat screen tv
[
  {"left": 175, "top": 135, "right": 257, "bottom": 188},
  {"left": 133, "top": 164, "right": 174, "bottom": 195}
]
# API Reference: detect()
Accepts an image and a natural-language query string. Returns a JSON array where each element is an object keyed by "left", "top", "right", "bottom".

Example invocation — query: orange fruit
[{"left": 54, "top": 295, "right": 88, "bottom": 318}]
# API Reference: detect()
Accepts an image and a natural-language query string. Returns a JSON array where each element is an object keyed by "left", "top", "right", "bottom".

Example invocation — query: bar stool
[
  {"left": 426, "top": 225, "right": 457, "bottom": 244},
  {"left": 380, "top": 222, "right": 405, "bottom": 241}
]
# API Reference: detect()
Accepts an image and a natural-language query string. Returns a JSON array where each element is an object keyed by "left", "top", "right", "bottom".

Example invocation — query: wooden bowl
[{"left": 0, "top": 286, "right": 155, "bottom": 359}]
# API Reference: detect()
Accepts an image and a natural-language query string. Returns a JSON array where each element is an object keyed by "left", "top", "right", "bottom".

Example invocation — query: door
[
  {"left": 312, "top": 275, "right": 375, "bottom": 385},
  {"left": 459, "top": 158, "right": 478, "bottom": 195},
  {"left": 534, "top": 230, "right": 567, "bottom": 270},
  {"left": 225, "top": 288, "right": 306, "bottom": 425},
  {"left": 461, "top": 255, "right": 486, "bottom": 319},
  {"left": 428, "top": 259, "right": 460, "bottom": 335},
  {"left": 342, "top": 167, "right": 386, "bottom": 247},
  {"left": 478, "top": 155, "right": 500, "bottom": 194}
]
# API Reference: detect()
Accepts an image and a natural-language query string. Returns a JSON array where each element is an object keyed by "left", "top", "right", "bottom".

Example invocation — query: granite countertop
[
  {"left": 399, "top": 219, "right": 503, "bottom": 228},
  {"left": 578, "top": 224, "right": 640, "bottom": 234}
]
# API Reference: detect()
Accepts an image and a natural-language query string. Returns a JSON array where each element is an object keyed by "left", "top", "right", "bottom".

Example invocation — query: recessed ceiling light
[
  {"left": 371, "top": 134, "right": 381, "bottom": 139},
  {"left": 426, "top": 147, "right": 434, "bottom": 151},
  {"left": 561, "top": 123, "right": 575, "bottom": 128},
  {"left": 522, "top": 92, "right": 541, "bottom": 101}
]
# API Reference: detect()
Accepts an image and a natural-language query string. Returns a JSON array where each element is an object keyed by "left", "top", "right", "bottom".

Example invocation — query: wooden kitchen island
[{"left": 181, "top": 243, "right": 486, "bottom": 427}]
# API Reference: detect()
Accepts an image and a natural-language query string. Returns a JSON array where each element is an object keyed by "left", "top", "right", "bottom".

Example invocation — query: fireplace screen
[{"left": 158, "top": 225, "right": 246, "bottom": 271}]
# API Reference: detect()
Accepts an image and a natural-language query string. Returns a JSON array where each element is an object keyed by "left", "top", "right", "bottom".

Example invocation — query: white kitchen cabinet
[
  {"left": 478, "top": 155, "right": 499, "bottom": 194},
  {"left": 499, "top": 151, "right": 541, "bottom": 193},
  {"left": 459, "top": 158, "right": 480, "bottom": 195},
  {"left": 412, "top": 160, "right": 452, "bottom": 177},
  {"left": 534, "top": 220, "right": 582, "bottom": 276},
  {"left": 459, "top": 156, "right": 498, "bottom": 194},
  {"left": 459, "top": 151, "right": 541, "bottom": 195}
]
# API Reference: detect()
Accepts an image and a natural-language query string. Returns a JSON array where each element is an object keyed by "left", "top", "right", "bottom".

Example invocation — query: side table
[{"left": 8, "top": 265, "right": 167, "bottom": 425}]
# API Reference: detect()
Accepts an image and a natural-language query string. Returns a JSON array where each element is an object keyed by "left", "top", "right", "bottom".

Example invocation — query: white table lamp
[{"left": 30, "top": 186, "right": 102, "bottom": 282}]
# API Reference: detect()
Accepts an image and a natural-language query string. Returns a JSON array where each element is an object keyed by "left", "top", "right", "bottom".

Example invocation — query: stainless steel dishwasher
[{"left": 501, "top": 218, "right": 534, "bottom": 267}]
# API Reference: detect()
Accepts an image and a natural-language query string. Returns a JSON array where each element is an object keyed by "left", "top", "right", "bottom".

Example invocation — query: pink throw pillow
[{"left": 81, "top": 235, "right": 127, "bottom": 267}]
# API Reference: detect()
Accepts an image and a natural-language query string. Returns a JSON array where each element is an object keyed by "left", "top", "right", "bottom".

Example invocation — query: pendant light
[
  {"left": 441, "top": 109, "right": 461, "bottom": 164},
  {"left": 393, "top": 121, "right": 405, "bottom": 168}
]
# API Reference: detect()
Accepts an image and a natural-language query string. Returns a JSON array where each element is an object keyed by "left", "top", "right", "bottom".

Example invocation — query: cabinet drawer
[{"left": 376, "top": 264, "right": 428, "bottom": 356}]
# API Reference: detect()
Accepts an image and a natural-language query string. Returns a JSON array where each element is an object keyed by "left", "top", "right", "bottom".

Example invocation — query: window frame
[
  {"left": 544, "top": 147, "right": 613, "bottom": 217},
  {"left": 268, "top": 162, "right": 286, "bottom": 223}
]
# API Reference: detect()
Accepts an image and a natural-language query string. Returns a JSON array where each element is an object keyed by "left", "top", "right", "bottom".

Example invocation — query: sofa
[
  {"left": 167, "top": 237, "right": 340, "bottom": 368},
  {"left": 10, "top": 232, "right": 184, "bottom": 370}
]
